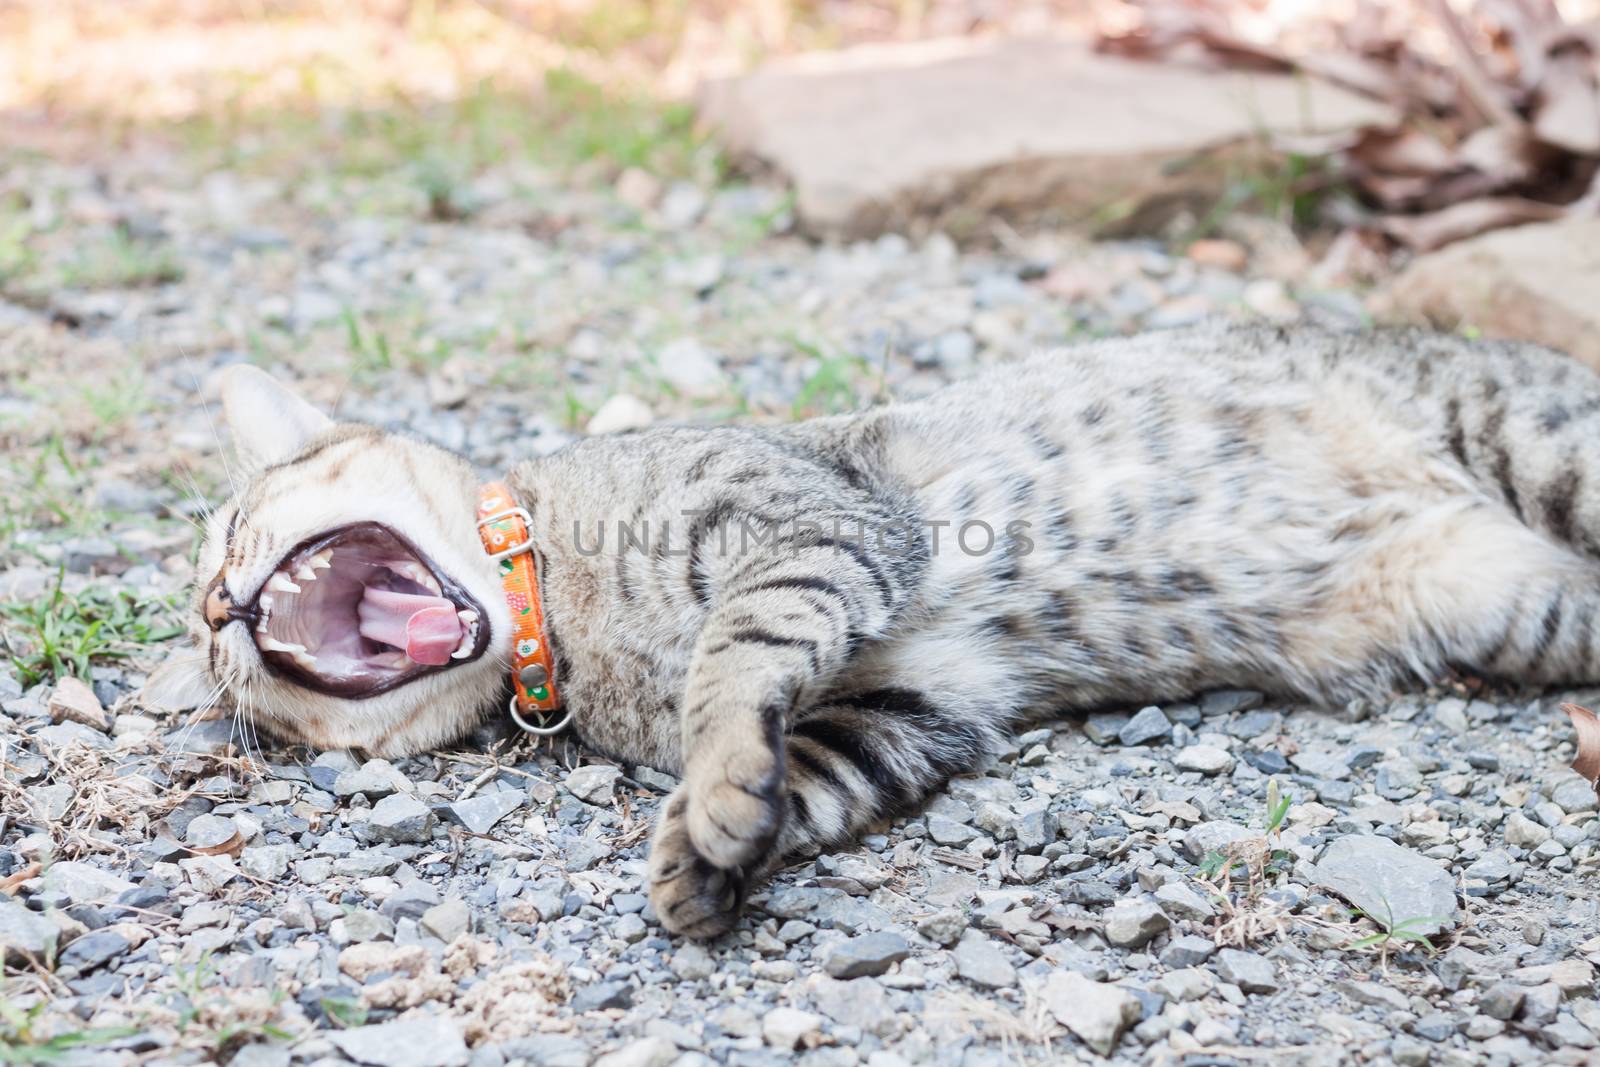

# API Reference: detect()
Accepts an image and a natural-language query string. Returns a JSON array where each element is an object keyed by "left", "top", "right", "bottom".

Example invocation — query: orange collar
[{"left": 476, "top": 482, "right": 567, "bottom": 736}]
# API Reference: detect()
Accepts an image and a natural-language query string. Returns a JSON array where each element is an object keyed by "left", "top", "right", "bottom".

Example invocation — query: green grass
[
  {"left": 1346, "top": 902, "right": 1445, "bottom": 958},
  {"left": 789, "top": 339, "right": 870, "bottom": 419},
  {"left": 0, "top": 436, "right": 101, "bottom": 545},
  {"left": 0, "top": 570, "right": 183, "bottom": 687},
  {"left": 59, "top": 229, "right": 182, "bottom": 290},
  {"left": 0, "top": 999, "right": 136, "bottom": 1066},
  {"left": 179, "top": 69, "right": 717, "bottom": 197}
]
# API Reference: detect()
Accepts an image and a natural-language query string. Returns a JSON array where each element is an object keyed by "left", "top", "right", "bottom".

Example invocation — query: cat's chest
[{"left": 539, "top": 555, "right": 699, "bottom": 770}]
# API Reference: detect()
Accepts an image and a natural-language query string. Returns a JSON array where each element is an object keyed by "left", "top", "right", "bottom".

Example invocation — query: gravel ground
[{"left": 2, "top": 123, "right": 1599, "bottom": 1067}]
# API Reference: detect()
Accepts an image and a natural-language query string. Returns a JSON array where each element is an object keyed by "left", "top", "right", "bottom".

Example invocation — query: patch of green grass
[
  {"left": 0, "top": 570, "right": 183, "bottom": 687},
  {"left": 789, "top": 339, "right": 869, "bottom": 419},
  {"left": 180, "top": 70, "right": 717, "bottom": 195},
  {"left": 0, "top": 435, "right": 100, "bottom": 545},
  {"left": 59, "top": 229, "right": 182, "bottom": 290},
  {"left": 78, "top": 371, "right": 152, "bottom": 438},
  {"left": 169, "top": 954, "right": 293, "bottom": 1060},
  {"left": 1346, "top": 902, "right": 1445, "bottom": 959},
  {"left": 318, "top": 997, "right": 367, "bottom": 1030},
  {"left": 0, "top": 204, "right": 39, "bottom": 286},
  {"left": 0, "top": 998, "right": 136, "bottom": 1066}
]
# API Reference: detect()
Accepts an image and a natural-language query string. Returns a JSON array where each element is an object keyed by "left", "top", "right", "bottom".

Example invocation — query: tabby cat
[{"left": 152, "top": 323, "right": 1600, "bottom": 937}]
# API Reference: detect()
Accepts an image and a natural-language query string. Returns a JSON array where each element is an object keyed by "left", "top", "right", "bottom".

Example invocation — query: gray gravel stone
[
  {"left": 1200, "top": 689, "right": 1264, "bottom": 716},
  {"left": 823, "top": 931, "right": 911, "bottom": 978},
  {"left": 366, "top": 793, "right": 435, "bottom": 843},
  {"left": 1103, "top": 901, "right": 1169, "bottom": 948},
  {"left": 421, "top": 899, "right": 470, "bottom": 942},
  {"left": 0, "top": 899, "right": 53, "bottom": 966},
  {"left": 57, "top": 929, "right": 130, "bottom": 972},
  {"left": 445, "top": 790, "right": 524, "bottom": 834},
  {"left": 1182, "top": 821, "right": 1256, "bottom": 863},
  {"left": 329, "top": 1016, "right": 469, "bottom": 1067},
  {"left": 1313, "top": 835, "right": 1458, "bottom": 935},
  {"left": 566, "top": 764, "right": 622, "bottom": 804},
  {"left": 1160, "top": 934, "right": 1217, "bottom": 968},
  {"left": 1041, "top": 971, "right": 1141, "bottom": 1056},
  {"left": 1174, "top": 744, "right": 1235, "bottom": 775},
  {"left": 1155, "top": 881, "right": 1215, "bottom": 921},
  {"left": 916, "top": 910, "right": 967, "bottom": 946},
  {"left": 1118, "top": 705, "right": 1172, "bottom": 746},
  {"left": 953, "top": 931, "right": 1017, "bottom": 988},
  {"left": 572, "top": 980, "right": 634, "bottom": 1013},
  {"left": 1215, "top": 948, "right": 1278, "bottom": 994},
  {"left": 334, "top": 759, "right": 411, "bottom": 800}
]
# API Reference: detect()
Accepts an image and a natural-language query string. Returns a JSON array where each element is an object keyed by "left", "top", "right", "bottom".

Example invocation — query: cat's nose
[{"left": 204, "top": 577, "right": 257, "bottom": 631}]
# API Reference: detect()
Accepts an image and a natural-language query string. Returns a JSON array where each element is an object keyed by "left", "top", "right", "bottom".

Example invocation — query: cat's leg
[
  {"left": 644, "top": 495, "right": 930, "bottom": 936},
  {"left": 649, "top": 692, "right": 999, "bottom": 938},
  {"left": 1285, "top": 496, "right": 1600, "bottom": 697}
]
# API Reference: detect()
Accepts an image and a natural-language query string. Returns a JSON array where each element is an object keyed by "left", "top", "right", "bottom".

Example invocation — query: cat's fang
[
  {"left": 451, "top": 610, "right": 479, "bottom": 658},
  {"left": 267, "top": 572, "right": 301, "bottom": 594}
]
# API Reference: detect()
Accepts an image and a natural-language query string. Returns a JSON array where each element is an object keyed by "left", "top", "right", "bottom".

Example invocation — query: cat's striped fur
[{"left": 161, "top": 323, "right": 1600, "bottom": 937}]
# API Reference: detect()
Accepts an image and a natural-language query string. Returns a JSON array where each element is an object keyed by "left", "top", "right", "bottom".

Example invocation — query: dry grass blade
[{"left": 1561, "top": 703, "right": 1600, "bottom": 789}]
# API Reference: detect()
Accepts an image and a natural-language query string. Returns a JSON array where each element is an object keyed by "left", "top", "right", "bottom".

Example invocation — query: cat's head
[{"left": 148, "top": 367, "right": 512, "bottom": 755}]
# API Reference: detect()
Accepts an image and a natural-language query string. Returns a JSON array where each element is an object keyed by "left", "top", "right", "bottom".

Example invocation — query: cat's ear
[
  {"left": 141, "top": 652, "right": 215, "bottom": 713},
  {"left": 220, "top": 365, "right": 332, "bottom": 469}
]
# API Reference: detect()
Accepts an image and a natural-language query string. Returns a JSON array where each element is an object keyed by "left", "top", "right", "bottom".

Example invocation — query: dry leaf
[
  {"left": 0, "top": 862, "right": 42, "bottom": 895},
  {"left": 1561, "top": 703, "right": 1600, "bottom": 789},
  {"left": 1379, "top": 196, "right": 1565, "bottom": 250},
  {"left": 1533, "top": 46, "right": 1600, "bottom": 154},
  {"left": 186, "top": 831, "right": 244, "bottom": 858},
  {"left": 1349, "top": 128, "right": 1459, "bottom": 177}
]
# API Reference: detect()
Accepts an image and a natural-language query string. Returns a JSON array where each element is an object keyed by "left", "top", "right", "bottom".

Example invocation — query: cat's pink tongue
[{"left": 357, "top": 588, "right": 461, "bottom": 666}]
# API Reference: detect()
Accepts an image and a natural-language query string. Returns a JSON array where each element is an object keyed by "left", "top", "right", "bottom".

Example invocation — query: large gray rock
[
  {"left": 1312, "top": 835, "right": 1458, "bottom": 936},
  {"left": 1379, "top": 218, "right": 1600, "bottom": 372},
  {"left": 824, "top": 931, "right": 911, "bottom": 978},
  {"left": 952, "top": 930, "right": 1017, "bottom": 989},
  {"left": 1039, "top": 971, "right": 1141, "bottom": 1056},
  {"left": 328, "top": 1016, "right": 469, "bottom": 1067},
  {"left": 699, "top": 36, "right": 1393, "bottom": 237},
  {"left": 0, "top": 898, "right": 58, "bottom": 964}
]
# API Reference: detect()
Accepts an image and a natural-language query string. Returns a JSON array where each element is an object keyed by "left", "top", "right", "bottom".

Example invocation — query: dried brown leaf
[
  {"left": 1533, "top": 47, "right": 1600, "bottom": 154},
  {"left": 1379, "top": 196, "right": 1565, "bottom": 250},
  {"left": 1349, "top": 128, "right": 1459, "bottom": 177},
  {"left": 185, "top": 831, "right": 244, "bottom": 858},
  {"left": 0, "top": 862, "right": 41, "bottom": 895},
  {"left": 1561, "top": 703, "right": 1600, "bottom": 788}
]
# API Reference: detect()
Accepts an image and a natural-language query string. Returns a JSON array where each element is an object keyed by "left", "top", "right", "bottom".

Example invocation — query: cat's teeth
[
  {"left": 294, "top": 562, "right": 317, "bottom": 582},
  {"left": 308, "top": 549, "right": 333, "bottom": 570},
  {"left": 392, "top": 560, "right": 441, "bottom": 594},
  {"left": 261, "top": 636, "right": 318, "bottom": 672},
  {"left": 451, "top": 610, "right": 479, "bottom": 658},
  {"left": 267, "top": 572, "right": 301, "bottom": 594}
]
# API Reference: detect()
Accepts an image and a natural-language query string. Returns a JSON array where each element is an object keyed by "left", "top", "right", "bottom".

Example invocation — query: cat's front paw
[
  {"left": 684, "top": 747, "right": 785, "bottom": 870},
  {"left": 648, "top": 792, "right": 750, "bottom": 939}
]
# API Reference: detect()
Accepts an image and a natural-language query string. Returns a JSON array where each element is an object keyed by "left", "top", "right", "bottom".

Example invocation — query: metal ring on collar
[{"left": 507, "top": 693, "right": 571, "bottom": 736}]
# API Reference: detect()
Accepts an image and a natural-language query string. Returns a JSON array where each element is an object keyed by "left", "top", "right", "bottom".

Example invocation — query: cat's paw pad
[
  {"left": 685, "top": 764, "right": 784, "bottom": 870},
  {"left": 649, "top": 795, "right": 749, "bottom": 939}
]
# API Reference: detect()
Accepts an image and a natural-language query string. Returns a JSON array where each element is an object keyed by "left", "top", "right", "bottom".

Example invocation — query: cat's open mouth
[{"left": 249, "top": 523, "right": 489, "bottom": 698}]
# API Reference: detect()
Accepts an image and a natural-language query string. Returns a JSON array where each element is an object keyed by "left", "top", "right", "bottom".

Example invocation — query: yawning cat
[{"left": 151, "top": 323, "right": 1600, "bottom": 937}]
